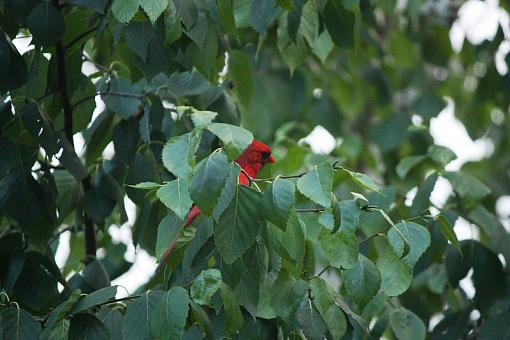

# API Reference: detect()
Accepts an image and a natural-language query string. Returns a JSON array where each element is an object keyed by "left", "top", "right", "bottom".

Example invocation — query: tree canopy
[{"left": 1, "top": 0, "right": 510, "bottom": 339}]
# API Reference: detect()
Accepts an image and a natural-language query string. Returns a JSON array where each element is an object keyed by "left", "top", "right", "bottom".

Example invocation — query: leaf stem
[{"left": 295, "top": 208, "right": 324, "bottom": 213}]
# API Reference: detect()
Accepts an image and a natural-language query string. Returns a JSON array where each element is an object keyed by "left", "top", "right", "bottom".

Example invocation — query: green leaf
[
  {"left": 67, "top": 0, "right": 107, "bottom": 13},
  {"left": 27, "top": 2, "right": 65, "bottom": 47},
  {"left": 123, "top": 21, "right": 154, "bottom": 61},
  {"left": 100, "top": 77, "right": 143, "bottom": 119},
  {"left": 69, "top": 313, "right": 110, "bottom": 340},
  {"left": 341, "top": 255, "right": 381, "bottom": 309},
  {"left": 0, "top": 31, "right": 28, "bottom": 91},
  {"left": 444, "top": 171, "right": 491, "bottom": 209},
  {"left": 190, "top": 151, "right": 230, "bottom": 215},
  {"left": 129, "top": 182, "right": 162, "bottom": 190},
  {"left": 297, "top": 162, "right": 333, "bottom": 207},
  {"left": 411, "top": 173, "right": 437, "bottom": 216},
  {"left": 261, "top": 177, "right": 295, "bottom": 229},
  {"left": 70, "top": 286, "right": 118, "bottom": 314},
  {"left": 216, "top": 0, "right": 238, "bottom": 37},
  {"left": 390, "top": 307, "right": 426, "bottom": 340},
  {"left": 278, "top": 213, "right": 306, "bottom": 266},
  {"left": 228, "top": 49, "right": 254, "bottom": 109},
  {"left": 318, "top": 210, "right": 334, "bottom": 230},
  {"left": 163, "top": 1, "right": 182, "bottom": 44},
  {"left": 214, "top": 186, "right": 263, "bottom": 263},
  {"left": 269, "top": 270, "right": 308, "bottom": 321},
  {"left": 48, "top": 319, "right": 70, "bottom": 340},
  {"left": 122, "top": 290, "right": 164, "bottom": 340},
  {"left": 191, "top": 110, "right": 217, "bottom": 129},
  {"left": 339, "top": 199, "right": 361, "bottom": 232},
  {"left": 191, "top": 269, "right": 222, "bottom": 306},
  {"left": 437, "top": 215, "right": 461, "bottom": 254},
  {"left": 377, "top": 222, "right": 430, "bottom": 296},
  {"left": 277, "top": 13, "right": 310, "bottom": 73},
  {"left": 324, "top": 0, "right": 360, "bottom": 50},
  {"left": 220, "top": 283, "right": 245, "bottom": 335},
  {"left": 155, "top": 211, "right": 183, "bottom": 259},
  {"left": 388, "top": 222, "right": 431, "bottom": 266},
  {"left": 0, "top": 307, "right": 41, "bottom": 340},
  {"left": 323, "top": 305, "right": 348, "bottom": 340},
  {"left": 249, "top": 0, "right": 280, "bottom": 33},
  {"left": 309, "top": 278, "right": 347, "bottom": 340},
  {"left": 207, "top": 123, "right": 254, "bottom": 160},
  {"left": 319, "top": 229, "right": 358, "bottom": 269},
  {"left": 396, "top": 155, "right": 427, "bottom": 178},
  {"left": 139, "top": 0, "right": 168, "bottom": 24},
  {"left": 112, "top": 0, "right": 139, "bottom": 23},
  {"left": 213, "top": 164, "right": 241, "bottom": 221},
  {"left": 427, "top": 145, "right": 456, "bottom": 166},
  {"left": 162, "top": 132, "right": 200, "bottom": 179},
  {"left": 151, "top": 287, "right": 189, "bottom": 340},
  {"left": 345, "top": 169, "right": 380, "bottom": 192},
  {"left": 157, "top": 178, "right": 193, "bottom": 220},
  {"left": 296, "top": 299, "right": 328, "bottom": 339}
]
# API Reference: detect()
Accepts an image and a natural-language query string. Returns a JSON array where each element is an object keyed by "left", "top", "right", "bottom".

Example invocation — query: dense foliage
[{"left": 1, "top": 0, "right": 509, "bottom": 338}]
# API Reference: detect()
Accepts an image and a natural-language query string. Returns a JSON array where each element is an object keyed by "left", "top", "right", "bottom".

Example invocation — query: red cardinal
[{"left": 156, "top": 140, "right": 275, "bottom": 272}]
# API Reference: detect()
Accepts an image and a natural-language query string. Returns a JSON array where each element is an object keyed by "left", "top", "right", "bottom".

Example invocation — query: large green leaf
[
  {"left": 319, "top": 229, "right": 358, "bottom": 269},
  {"left": 309, "top": 278, "right": 347, "bottom": 339},
  {"left": 296, "top": 298, "right": 328, "bottom": 339},
  {"left": 296, "top": 162, "right": 333, "bottom": 207},
  {"left": 214, "top": 186, "right": 263, "bottom": 263},
  {"left": 139, "top": 0, "right": 168, "bottom": 23},
  {"left": 324, "top": 0, "right": 360, "bottom": 50},
  {"left": 26, "top": 2, "right": 65, "bottom": 47},
  {"left": 269, "top": 270, "right": 308, "bottom": 321},
  {"left": 162, "top": 132, "right": 200, "bottom": 180},
  {"left": 156, "top": 178, "right": 193, "bottom": 220},
  {"left": 213, "top": 164, "right": 241, "bottom": 221},
  {"left": 122, "top": 291, "right": 164, "bottom": 340},
  {"left": 112, "top": 0, "right": 139, "bottom": 23},
  {"left": 191, "top": 269, "right": 222, "bottom": 306},
  {"left": 0, "top": 307, "right": 41, "bottom": 340},
  {"left": 390, "top": 307, "right": 426, "bottom": 340},
  {"left": 228, "top": 50, "right": 254, "bottom": 110},
  {"left": 155, "top": 211, "right": 183, "bottom": 259},
  {"left": 220, "top": 283, "right": 245, "bottom": 335},
  {"left": 261, "top": 177, "right": 295, "bottom": 229},
  {"left": 341, "top": 255, "right": 381, "bottom": 309},
  {"left": 68, "top": 313, "right": 110, "bottom": 340},
  {"left": 151, "top": 287, "right": 189, "bottom": 340},
  {"left": 376, "top": 245, "right": 412, "bottom": 297},
  {"left": 388, "top": 221, "right": 431, "bottom": 266},
  {"left": 444, "top": 171, "right": 491, "bottom": 210},
  {"left": 190, "top": 151, "right": 230, "bottom": 215},
  {"left": 206, "top": 123, "right": 254, "bottom": 160},
  {"left": 70, "top": 286, "right": 118, "bottom": 314}
]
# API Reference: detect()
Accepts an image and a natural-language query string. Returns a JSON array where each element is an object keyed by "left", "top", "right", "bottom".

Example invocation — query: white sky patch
[
  {"left": 430, "top": 99, "right": 494, "bottom": 171},
  {"left": 450, "top": 0, "right": 510, "bottom": 75},
  {"left": 299, "top": 125, "right": 336, "bottom": 155}
]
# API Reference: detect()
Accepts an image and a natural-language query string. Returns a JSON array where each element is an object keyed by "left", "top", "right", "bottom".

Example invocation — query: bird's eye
[{"left": 262, "top": 151, "right": 271, "bottom": 159}]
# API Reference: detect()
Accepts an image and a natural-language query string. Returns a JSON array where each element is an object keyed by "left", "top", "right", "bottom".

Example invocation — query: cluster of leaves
[{"left": 1, "top": 0, "right": 510, "bottom": 338}]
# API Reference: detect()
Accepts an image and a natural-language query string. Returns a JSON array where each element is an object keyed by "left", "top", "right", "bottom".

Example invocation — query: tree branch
[{"left": 52, "top": 0, "right": 96, "bottom": 263}]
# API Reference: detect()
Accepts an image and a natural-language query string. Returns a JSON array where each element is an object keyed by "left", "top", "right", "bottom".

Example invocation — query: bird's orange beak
[{"left": 268, "top": 155, "right": 276, "bottom": 163}]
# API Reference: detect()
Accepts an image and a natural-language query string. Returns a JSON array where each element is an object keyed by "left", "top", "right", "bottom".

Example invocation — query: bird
[{"left": 156, "top": 139, "right": 275, "bottom": 273}]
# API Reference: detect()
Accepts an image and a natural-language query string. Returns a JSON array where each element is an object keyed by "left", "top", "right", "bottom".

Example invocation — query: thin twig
[
  {"left": 317, "top": 265, "right": 331, "bottom": 277},
  {"left": 47, "top": 225, "right": 75, "bottom": 246},
  {"left": 359, "top": 225, "right": 393, "bottom": 244},
  {"left": 65, "top": 26, "right": 97, "bottom": 50},
  {"left": 252, "top": 171, "right": 309, "bottom": 182},
  {"left": 295, "top": 208, "right": 324, "bottom": 213}
]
